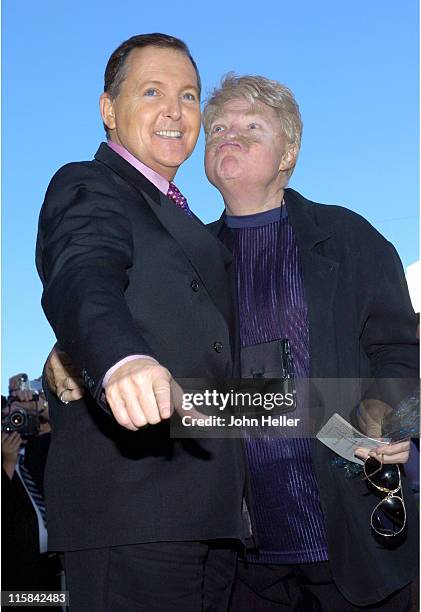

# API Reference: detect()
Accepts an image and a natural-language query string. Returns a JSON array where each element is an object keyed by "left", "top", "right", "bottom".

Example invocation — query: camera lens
[{"left": 11, "top": 412, "right": 24, "bottom": 426}]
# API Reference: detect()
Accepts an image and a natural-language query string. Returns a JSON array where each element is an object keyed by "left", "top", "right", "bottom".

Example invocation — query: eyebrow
[
  {"left": 244, "top": 109, "right": 269, "bottom": 119},
  {"left": 140, "top": 79, "right": 199, "bottom": 91}
]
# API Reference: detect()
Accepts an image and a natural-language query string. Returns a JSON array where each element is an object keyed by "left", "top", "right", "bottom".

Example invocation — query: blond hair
[{"left": 203, "top": 73, "right": 303, "bottom": 174}]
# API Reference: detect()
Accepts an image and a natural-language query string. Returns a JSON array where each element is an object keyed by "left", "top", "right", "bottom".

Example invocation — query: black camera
[
  {"left": 8, "top": 373, "right": 43, "bottom": 403},
  {"left": 2, "top": 407, "right": 41, "bottom": 438}
]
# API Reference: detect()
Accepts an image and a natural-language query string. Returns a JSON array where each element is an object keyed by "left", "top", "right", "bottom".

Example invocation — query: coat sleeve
[
  {"left": 36, "top": 162, "right": 157, "bottom": 402},
  {"left": 360, "top": 237, "right": 419, "bottom": 406}
]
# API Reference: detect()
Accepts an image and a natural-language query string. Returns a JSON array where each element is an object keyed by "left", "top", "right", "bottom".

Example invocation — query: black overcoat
[{"left": 209, "top": 187, "right": 419, "bottom": 606}]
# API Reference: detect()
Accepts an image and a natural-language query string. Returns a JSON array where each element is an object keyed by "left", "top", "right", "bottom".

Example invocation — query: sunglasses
[{"left": 363, "top": 456, "right": 406, "bottom": 538}]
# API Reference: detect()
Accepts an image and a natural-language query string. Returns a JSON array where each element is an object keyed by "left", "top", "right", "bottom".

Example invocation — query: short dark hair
[
  {"left": 102, "top": 33, "right": 201, "bottom": 137},
  {"left": 104, "top": 33, "right": 201, "bottom": 98}
]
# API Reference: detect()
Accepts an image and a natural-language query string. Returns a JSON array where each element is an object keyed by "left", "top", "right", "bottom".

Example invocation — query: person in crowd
[
  {"left": 47, "top": 71, "right": 419, "bottom": 611},
  {"left": 36, "top": 33, "right": 245, "bottom": 612},
  {"left": 202, "top": 74, "right": 418, "bottom": 611},
  {"left": 2, "top": 374, "right": 62, "bottom": 601}
]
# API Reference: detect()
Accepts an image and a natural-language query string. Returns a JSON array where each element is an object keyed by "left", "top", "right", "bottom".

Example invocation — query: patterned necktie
[
  {"left": 18, "top": 453, "right": 47, "bottom": 526},
  {"left": 167, "top": 182, "right": 192, "bottom": 216}
]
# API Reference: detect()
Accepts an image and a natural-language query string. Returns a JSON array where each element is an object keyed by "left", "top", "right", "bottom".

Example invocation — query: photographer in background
[{"left": 2, "top": 373, "right": 62, "bottom": 597}]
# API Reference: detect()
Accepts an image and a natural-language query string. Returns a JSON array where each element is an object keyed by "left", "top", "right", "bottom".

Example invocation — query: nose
[
  {"left": 164, "top": 95, "right": 182, "bottom": 121},
  {"left": 222, "top": 124, "right": 240, "bottom": 139}
]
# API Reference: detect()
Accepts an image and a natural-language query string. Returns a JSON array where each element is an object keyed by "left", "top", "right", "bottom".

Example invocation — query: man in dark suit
[{"left": 36, "top": 34, "right": 245, "bottom": 611}]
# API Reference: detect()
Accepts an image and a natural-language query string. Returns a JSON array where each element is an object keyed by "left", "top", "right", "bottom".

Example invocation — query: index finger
[{"left": 64, "top": 376, "right": 84, "bottom": 390}]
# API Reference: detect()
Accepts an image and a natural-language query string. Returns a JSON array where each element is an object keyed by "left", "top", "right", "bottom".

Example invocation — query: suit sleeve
[{"left": 36, "top": 163, "right": 157, "bottom": 402}]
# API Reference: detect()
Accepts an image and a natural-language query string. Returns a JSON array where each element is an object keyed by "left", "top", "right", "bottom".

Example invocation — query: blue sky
[{"left": 2, "top": 0, "right": 419, "bottom": 390}]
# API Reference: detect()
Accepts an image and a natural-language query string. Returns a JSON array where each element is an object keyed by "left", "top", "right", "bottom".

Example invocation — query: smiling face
[
  {"left": 204, "top": 98, "right": 296, "bottom": 191},
  {"left": 100, "top": 46, "right": 201, "bottom": 180}
]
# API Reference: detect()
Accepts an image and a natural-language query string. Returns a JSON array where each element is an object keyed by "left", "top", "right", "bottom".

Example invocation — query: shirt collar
[
  {"left": 225, "top": 204, "right": 287, "bottom": 229},
  {"left": 107, "top": 141, "right": 169, "bottom": 195}
]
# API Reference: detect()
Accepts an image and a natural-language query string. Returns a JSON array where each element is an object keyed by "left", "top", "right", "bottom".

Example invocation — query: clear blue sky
[{"left": 2, "top": 0, "right": 419, "bottom": 390}]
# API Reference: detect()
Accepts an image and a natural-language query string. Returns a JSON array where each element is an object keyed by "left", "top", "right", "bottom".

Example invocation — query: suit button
[
  {"left": 190, "top": 279, "right": 199, "bottom": 292},
  {"left": 213, "top": 342, "right": 223, "bottom": 353}
]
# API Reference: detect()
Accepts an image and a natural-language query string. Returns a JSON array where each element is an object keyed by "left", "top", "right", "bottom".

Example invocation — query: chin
[
  {"left": 218, "top": 171, "right": 243, "bottom": 181},
  {"left": 158, "top": 151, "right": 190, "bottom": 166}
]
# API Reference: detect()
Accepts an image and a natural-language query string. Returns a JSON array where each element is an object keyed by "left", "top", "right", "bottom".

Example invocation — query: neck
[{"left": 221, "top": 181, "right": 285, "bottom": 216}]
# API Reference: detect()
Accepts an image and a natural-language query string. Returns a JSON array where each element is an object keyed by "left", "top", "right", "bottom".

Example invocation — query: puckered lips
[{"left": 217, "top": 140, "right": 242, "bottom": 153}]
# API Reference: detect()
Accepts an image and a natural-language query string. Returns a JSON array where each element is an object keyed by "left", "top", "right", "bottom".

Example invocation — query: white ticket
[{"left": 316, "top": 413, "right": 386, "bottom": 465}]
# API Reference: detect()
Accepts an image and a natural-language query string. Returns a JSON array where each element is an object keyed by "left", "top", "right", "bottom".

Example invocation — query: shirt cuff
[{"left": 102, "top": 355, "right": 158, "bottom": 388}]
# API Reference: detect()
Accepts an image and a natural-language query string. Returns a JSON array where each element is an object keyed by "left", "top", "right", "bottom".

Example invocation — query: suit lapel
[
  {"left": 285, "top": 189, "right": 339, "bottom": 377},
  {"left": 94, "top": 143, "right": 234, "bottom": 326},
  {"left": 146, "top": 190, "right": 234, "bottom": 325},
  {"left": 207, "top": 215, "right": 241, "bottom": 376},
  {"left": 206, "top": 214, "right": 235, "bottom": 266},
  {"left": 95, "top": 142, "right": 160, "bottom": 203}
]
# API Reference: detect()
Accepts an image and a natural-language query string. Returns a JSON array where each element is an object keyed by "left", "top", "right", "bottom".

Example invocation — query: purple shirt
[{"left": 221, "top": 206, "right": 328, "bottom": 565}]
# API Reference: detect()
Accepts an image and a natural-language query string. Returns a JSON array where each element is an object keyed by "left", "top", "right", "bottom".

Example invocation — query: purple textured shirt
[{"left": 222, "top": 206, "right": 328, "bottom": 564}]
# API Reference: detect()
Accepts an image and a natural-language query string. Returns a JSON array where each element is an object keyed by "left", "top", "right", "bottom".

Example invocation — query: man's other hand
[
  {"left": 354, "top": 398, "right": 411, "bottom": 464},
  {"left": 2, "top": 431, "right": 22, "bottom": 461},
  {"left": 105, "top": 358, "right": 178, "bottom": 430},
  {"left": 46, "top": 345, "right": 85, "bottom": 402},
  {"left": 356, "top": 398, "right": 392, "bottom": 439},
  {"left": 1, "top": 432, "right": 23, "bottom": 479},
  {"left": 354, "top": 439, "right": 411, "bottom": 465}
]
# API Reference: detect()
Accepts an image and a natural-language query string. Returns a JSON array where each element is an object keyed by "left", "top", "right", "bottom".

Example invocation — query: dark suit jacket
[
  {"left": 36, "top": 143, "right": 246, "bottom": 551},
  {"left": 209, "top": 188, "right": 419, "bottom": 606}
]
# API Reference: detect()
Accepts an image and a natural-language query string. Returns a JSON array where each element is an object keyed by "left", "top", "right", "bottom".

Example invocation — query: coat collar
[
  {"left": 206, "top": 188, "right": 332, "bottom": 249},
  {"left": 283, "top": 188, "right": 332, "bottom": 249},
  {"left": 94, "top": 142, "right": 161, "bottom": 203},
  {"left": 283, "top": 189, "right": 340, "bottom": 377}
]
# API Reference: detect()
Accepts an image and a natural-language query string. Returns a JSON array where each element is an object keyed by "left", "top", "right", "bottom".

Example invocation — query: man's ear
[
  {"left": 99, "top": 93, "right": 116, "bottom": 131},
  {"left": 279, "top": 143, "right": 298, "bottom": 172}
]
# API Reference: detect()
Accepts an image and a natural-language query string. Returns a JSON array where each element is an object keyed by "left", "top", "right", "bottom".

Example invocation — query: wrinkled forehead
[{"left": 213, "top": 98, "right": 269, "bottom": 119}]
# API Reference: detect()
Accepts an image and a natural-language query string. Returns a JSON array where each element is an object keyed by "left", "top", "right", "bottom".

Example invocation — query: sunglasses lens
[
  {"left": 371, "top": 495, "right": 405, "bottom": 536},
  {"left": 365, "top": 457, "right": 400, "bottom": 491}
]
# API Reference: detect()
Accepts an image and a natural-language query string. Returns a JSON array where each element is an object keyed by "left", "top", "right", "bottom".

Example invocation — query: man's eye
[
  {"left": 212, "top": 125, "right": 225, "bottom": 133},
  {"left": 183, "top": 92, "right": 197, "bottom": 101},
  {"left": 144, "top": 88, "right": 158, "bottom": 96},
  {"left": 248, "top": 122, "right": 260, "bottom": 129}
]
